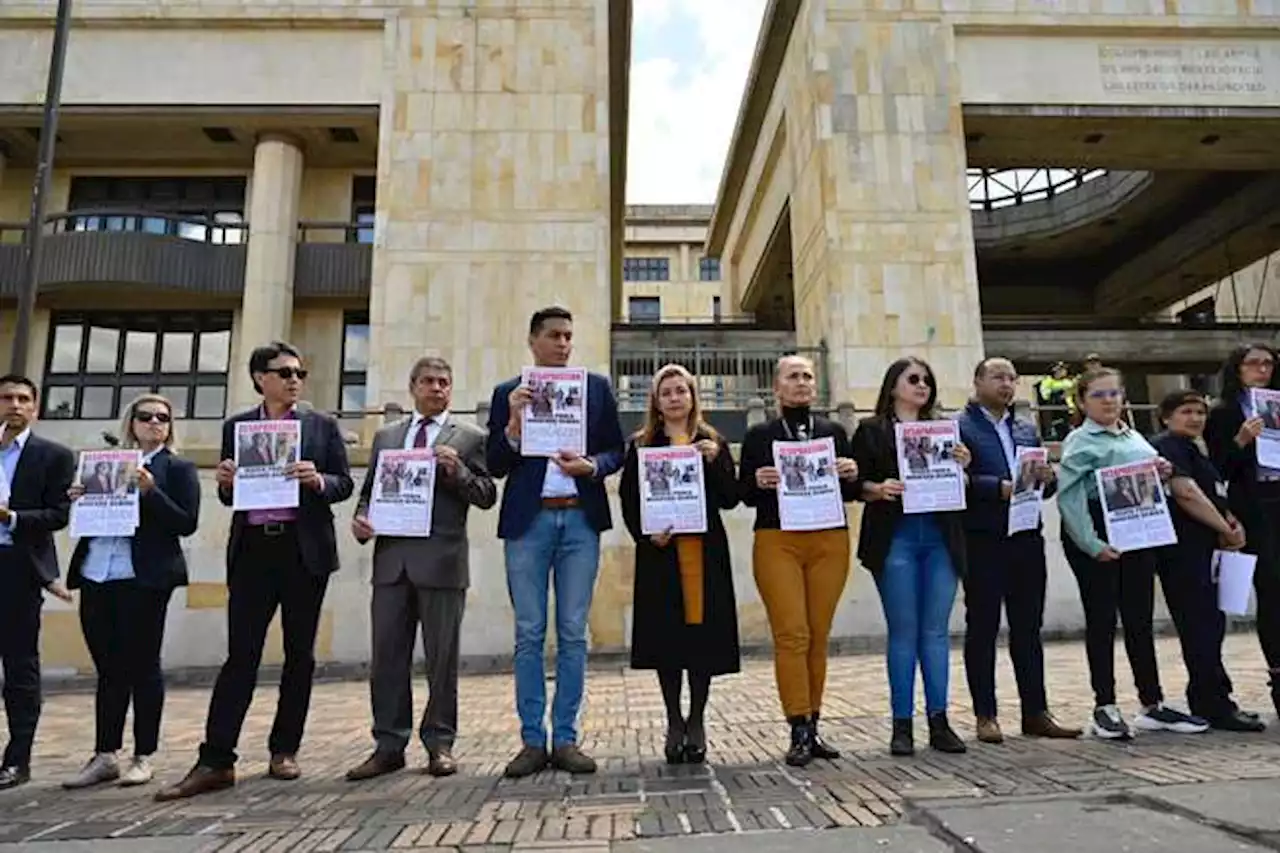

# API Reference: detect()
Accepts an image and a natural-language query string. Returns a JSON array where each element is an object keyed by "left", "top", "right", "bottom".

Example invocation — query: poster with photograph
[
  {"left": 1096, "top": 459, "right": 1177, "bottom": 552},
  {"left": 369, "top": 448, "right": 437, "bottom": 537},
  {"left": 896, "top": 420, "right": 966, "bottom": 515},
  {"left": 1007, "top": 447, "right": 1048, "bottom": 536},
  {"left": 70, "top": 450, "right": 142, "bottom": 538},
  {"left": 637, "top": 445, "right": 707, "bottom": 535},
  {"left": 520, "top": 367, "right": 587, "bottom": 457},
  {"left": 232, "top": 420, "right": 302, "bottom": 511},
  {"left": 1251, "top": 388, "right": 1280, "bottom": 470},
  {"left": 773, "top": 437, "right": 845, "bottom": 532}
]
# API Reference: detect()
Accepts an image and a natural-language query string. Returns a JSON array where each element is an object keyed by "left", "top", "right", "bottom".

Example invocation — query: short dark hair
[
  {"left": 529, "top": 306, "right": 573, "bottom": 336},
  {"left": 1158, "top": 388, "right": 1208, "bottom": 421},
  {"left": 0, "top": 374, "right": 38, "bottom": 401},
  {"left": 248, "top": 341, "right": 303, "bottom": 394},
  {"left": 973, "top": 356, "right": 1014, "bottom": 380},
  {"left": 409, "top": 356, "right": 452, "bottom": 383}
]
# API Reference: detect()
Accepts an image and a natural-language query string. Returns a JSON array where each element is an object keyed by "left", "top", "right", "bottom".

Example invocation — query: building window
[
  {"left": 699, "top": 257, "right": 722, "bottom": 281},
  {"left": 340, "top": 312, "right": 370, "bottom": 413},
  {"left": 65, "top": 176, "right": 247, "bottom": 244},
  {"left": 42, "top": 312, "right": 232, "bottom": 420},
  {"left": 351, "top": 176, "right": 376, "bottom": 245},
  {"left": 623, "top": 257, "right": 670, "bottom": 282},
  {"left": 628, "top": 296, "right": 661, "bottom": 324}
]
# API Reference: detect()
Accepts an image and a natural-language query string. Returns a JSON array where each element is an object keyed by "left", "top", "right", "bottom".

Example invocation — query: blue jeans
[
  {"left": 504, "top": 508, "right": 601, "bottom": 749},
  {"left": 875, "top": 515, "right": 958, "bottom": 719}
]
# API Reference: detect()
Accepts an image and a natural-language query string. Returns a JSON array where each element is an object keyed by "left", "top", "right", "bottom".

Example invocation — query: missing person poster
[
  {"left": 774, "top": 437, "right": 845, "bottom": 532},
  {"left": 70, "top": 450, "right": 142, "bottom": 538},
  {"left": 1007, "top": 447, "right": 1048, "bottom": 536},
  {"left": 232, "top": 420, "right": 301, "bottom": 511},
  {"left": 520, "top": 366, "right": 587, "bottom": 457},
  {"left": 896, "top": 420, "right": 966, "bottom": 514},
  {"left": 637, "top": 445, "right": 707, "bottom": 535},
  {"left": 369, "top": 448, "right": 437, "bottom": 537},
  {"left": 1251, "top": 388, "right": 1280, "bottom": 471},
  {"left": 1096, "top": 459, "right": 1177, "bottom": 552}
]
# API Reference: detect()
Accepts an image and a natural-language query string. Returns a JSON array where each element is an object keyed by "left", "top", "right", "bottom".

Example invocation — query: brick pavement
[{"left": 3, "top": 633, "right": 1280, "bottom": 851}]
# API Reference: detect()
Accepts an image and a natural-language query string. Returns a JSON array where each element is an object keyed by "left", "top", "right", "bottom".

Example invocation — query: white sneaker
[
  {"left": 119, "top": 755, "right": 154, "bottom": 787},
  {"left": 1133, "top": 703, "right": 1210, "bottom": 734},
  {"left": 1089, "top": 705, "right": 1133, "bottom": 740},
  {"left": 62, "top": 753, "right": 120, "bottom": 789}
]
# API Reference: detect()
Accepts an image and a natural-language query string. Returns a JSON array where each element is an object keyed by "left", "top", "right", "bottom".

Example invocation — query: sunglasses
[
  {"left": 905, "top": 372, "right": 934, "bottom": 387},
  {"left": 266, "top": 367, "right": 308, "bottom": 380},
  {"left": 133, "top": 410, "right": 172, "bottom": 424}
]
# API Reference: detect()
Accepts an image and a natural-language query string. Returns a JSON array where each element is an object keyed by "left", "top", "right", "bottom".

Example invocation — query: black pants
[
  {"left": 0, "top": 559, "right": 42, "bottom": 770},
  {"left": 963, "top": 532, "right": 1048, "bottom": 720},
  {"left": 79, "top": 579, "right": 173, "bottom": 755},
  {"left": 1156, "top": 543, "right": 1235, "bottom": 719},
  {"left": 199, "top": 527, "right": 329, "bottom": 769},
  {"left": 1062, "top": 509, "right": 1163, "bottom": 708},
  {"left": 1239, "top": 502, "right": 1280, "bottom": 678}
]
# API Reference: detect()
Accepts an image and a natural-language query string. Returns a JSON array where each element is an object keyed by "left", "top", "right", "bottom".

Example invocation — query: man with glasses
[{"left": 157, "top": 342, "right": 354, "bottom": 801}]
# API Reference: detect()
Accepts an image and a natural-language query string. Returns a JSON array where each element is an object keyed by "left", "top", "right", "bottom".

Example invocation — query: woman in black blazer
[{"left": 62, "top": 393, "right": 200, "bottom": 790}]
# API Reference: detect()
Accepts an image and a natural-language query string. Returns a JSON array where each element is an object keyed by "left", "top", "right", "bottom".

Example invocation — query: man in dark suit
[
  {"left": 346, "top": 356, "right": 496, "bottom": 781},
  {"left": 485, "top": 306, "right": 625, "bottom": 778},
  {"left": 956, "top": 357, "right": 1080, "bottom": 745},
  {"left": 156, "top": 342, "right": 354, "bottom": 801},
  {"left": 0, "top": 375, "right": 75, "bottom": 790}
]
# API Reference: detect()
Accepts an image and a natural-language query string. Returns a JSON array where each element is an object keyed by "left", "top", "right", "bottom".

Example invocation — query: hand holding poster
[
  {"left": 773, "top": 437, "right": 845, "bottom": 531},
  {"left": 520, "top": 367, "right": 587, "bottom": 458},
  {"left": 70, "top": 450, "right": 142, "bottom": 538},
  {"left": 1095, "top": 459, "right": 1177, "bottom": 552},
  {"left": 637, "top": 446, "right": 707, "bottom": 535},
  {"left": 1007, "top": 447, "right": 1048, "bottom": 536},
  {"left": 895, "top": 421, "right": 967, "bottom": 514},
  {"left": 1250, "top": 388, "right": 1280, "bottom": 470},
  {"left": 232, "top": 420, "right": 302, "bottom": 511},
  {"left": 369, "top": 449, "right": 436, "bottom": 537}
]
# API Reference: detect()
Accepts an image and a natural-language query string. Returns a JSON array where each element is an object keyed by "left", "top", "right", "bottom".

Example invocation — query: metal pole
[{"left": 10, "top": 0, "right": 73, "bottom": 375}]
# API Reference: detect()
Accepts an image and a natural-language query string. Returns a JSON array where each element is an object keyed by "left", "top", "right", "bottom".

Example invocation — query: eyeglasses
[
  {"left": 1243, "top": 357, "right": 1275, "bottom": 369},
  {"left": 266, "top": 367, "right": 309, "bottom": 380},
  {"left": 1087, "top": 388, "right": 1124, "bottom": 399},
  {"left": 905, "top": 373, "right": 934, "bottom": 387},
  {"left": 134, "top": 410, "right": 172, "bottom": 424}
]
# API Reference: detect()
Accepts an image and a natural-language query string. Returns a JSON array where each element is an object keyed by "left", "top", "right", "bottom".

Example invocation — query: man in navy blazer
[
  {"left": 485, "top": 306, "right": 624, "bottom": 778},
  {"left": 956, "top": 357, "right": 1079, "bottom": 745}
]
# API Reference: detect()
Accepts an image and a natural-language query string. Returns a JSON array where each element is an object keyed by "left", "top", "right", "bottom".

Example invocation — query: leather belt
[
  {"left": 252, "top": 521, "right": 295, "bottom": 537},
  {"left": 542, "top": 497, "right": 579, "bottom": 510}
]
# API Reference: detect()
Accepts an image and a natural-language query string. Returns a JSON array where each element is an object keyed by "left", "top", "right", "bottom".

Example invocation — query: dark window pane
[
  {"left": 118, "top": 386, "right": 153, "bottom": 417},
  {"left": 123, "top": 331, "right": 156, "bottom": 373},
  {"left": 194, "top": 385, "right": 226, "bottom": 419},
  {"left": 343, "top": 324, "right": 370, "bottom": 371},
  {"left": 198, "top": 330, "right": 230, "bottom": 372},
  {"left": 49, "top": 325, "right": 82, "bottom": 372},
  {"left": 158, "top": 385, "right": 189, "bottom": 418},
  {"left": 161, "top": 332, "right": 193, "bottom": 373},
  {"left": 44, "top": 387, "right": 75, "bottom": 419},
  {"left": 341, "top": 384, "right": 366, "bottom": 413},
  {"left": 628, "top": 297, "right": 661, "bottom": 323},
  {"left": 85, "top": 326, "right": 120, "bottom": 373},
  {"left": 81, "top": 387, "right": 115, "bottom": 419}
]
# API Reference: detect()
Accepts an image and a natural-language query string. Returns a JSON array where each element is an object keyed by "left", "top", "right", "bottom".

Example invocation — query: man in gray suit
[{"left": 346, "top": 356, "right": 496, "bottom": 780}]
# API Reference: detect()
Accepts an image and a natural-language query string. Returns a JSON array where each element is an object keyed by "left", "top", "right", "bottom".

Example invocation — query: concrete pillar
[
  {"left": 786, "top": 9, "right": 983, "bottom": 410},
  {"left": 229, "top": 133, "right": 304, "bottom": 411},
  {"left": 367, "top": 3, "right": 615, "bottom": 416}
]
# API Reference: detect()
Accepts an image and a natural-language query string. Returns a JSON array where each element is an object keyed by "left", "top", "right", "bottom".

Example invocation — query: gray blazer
[{"left": 356, "top": 414, "right": 497, "bottom": 589}]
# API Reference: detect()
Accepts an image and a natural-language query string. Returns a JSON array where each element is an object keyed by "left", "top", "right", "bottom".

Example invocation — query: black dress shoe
[
  {"left": 683, "top": 720, "right": 706, "bottom": 765},
  {"left": 0, "top": 766, "right": 30, "bottom": 790},
  {"left": 1210, "top": 709, "right": 1267, "bottom": 733},
  {"left": 784, "top": 715, "right": 812, "bottom": 767},
  {"left": 664, "top": 720, "right": 686, "bottom": 765},
  {"left": 809, "top": 712, "right": 840, "bottom": 760},
  {"left": 890, "top": 719, "right": 914, "bottom": 757}
]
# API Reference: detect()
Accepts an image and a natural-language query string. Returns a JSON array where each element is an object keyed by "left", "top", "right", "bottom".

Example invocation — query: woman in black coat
[
  {"left": 61, "top": 393, "right": 201, "bottom": 790},
  {"left": 621, "top": 364, "right": 740, "bottom": 765}
]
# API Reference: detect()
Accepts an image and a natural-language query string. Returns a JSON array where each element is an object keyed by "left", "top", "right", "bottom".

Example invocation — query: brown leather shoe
[
  {"left": 345, "top": 751, "right": 405, "bottom": 782},
  {"left": 268, "top": 754, "right": 301, "bottom": 781},
  {"left": 1022, "top": 712, "right": 1082, "bottom": 739},
  {"left": 426, "top": 747, "right": 457, "bottom": 778},
  {"left": 975, "top": 717, "right": 1004, "bottom": 744},
  {"left": 153, "top": 765, "right": 234, "bottom": 802}
]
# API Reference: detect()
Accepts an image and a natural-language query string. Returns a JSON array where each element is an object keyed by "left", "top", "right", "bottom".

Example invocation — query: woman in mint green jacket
[{"left": 1057, "top": 367, "right": 1207, "bottom": 742}]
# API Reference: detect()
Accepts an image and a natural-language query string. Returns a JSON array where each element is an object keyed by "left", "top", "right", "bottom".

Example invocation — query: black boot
[
  {"left": 784, "top": 715, "right": 813, "bottom": 767},
  {"left": 809, "top": 712, "right": 840, "bottom": 760},
  {"left": 927, "top": 712, "right": 967, "bottom": 754},
  {"left": 890, "top": 718, "right": 914, "bottom": 756}
]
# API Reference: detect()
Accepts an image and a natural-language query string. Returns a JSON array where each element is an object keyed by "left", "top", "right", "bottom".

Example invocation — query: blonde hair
[
  {"left": 117, "top": 393, "right": 178, "bottom": 452},
  {"left": 635, "top": 363, "right": 720, "bottom": 447}
]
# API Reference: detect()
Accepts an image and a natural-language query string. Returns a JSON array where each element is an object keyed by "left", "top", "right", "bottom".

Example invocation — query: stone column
[
  {"left": 229, "top": 133, "right": 304, "bottom": 411},
  {"left": 367, "top": 3, "right": 615, "bottom": 415},
  {"left": 786, "top": 8, "right": 983, "bottom": 409}
]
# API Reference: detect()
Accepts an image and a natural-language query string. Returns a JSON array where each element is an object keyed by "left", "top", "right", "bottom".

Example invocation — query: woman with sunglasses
[
  {"left": 1205, "top": 343, "right": 1280, "bottom": 716},
  {"left": 1058, "top": 368, "right": 1207, "bottom": 740},
  {"left": 852, "top": 357, "right": 970, "bottom": 757},
  {"left": 61, "top": 394, "right": 201, "bottom": 789}
]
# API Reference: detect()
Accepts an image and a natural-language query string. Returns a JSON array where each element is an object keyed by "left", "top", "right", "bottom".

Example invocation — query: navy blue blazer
[
  {"left": 69, "top": 447, "right": 201, "bottom": 591},
  {"left": 6, "top": 433, "right": 75, "bottom": 588},
  {"left": 955, "top": 400, "right": 1057, "bottom": 537},
  {"left": 485, "top": 371, "right": 625, "bottom": 540}
]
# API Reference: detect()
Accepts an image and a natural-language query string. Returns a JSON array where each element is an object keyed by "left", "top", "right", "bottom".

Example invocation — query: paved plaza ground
[{"left": 6, "top": 634, "right": 1280, "bottom": 851}]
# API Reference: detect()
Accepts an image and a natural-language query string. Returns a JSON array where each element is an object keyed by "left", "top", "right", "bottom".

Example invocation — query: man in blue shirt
[{"left": 956, "top": 358, "right": 1080, "bottom": 745}]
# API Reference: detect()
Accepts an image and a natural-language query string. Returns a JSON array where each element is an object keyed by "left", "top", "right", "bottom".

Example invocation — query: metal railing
[
  {"left": 297, "top": 221, "right": 372, "bottom": 244},
  {"left": 614, "top": 313, "right": 760, "bottom": 327},
  {"left": 611, "top": 343, "right": 830, "bottom": 411},
  {"left": 48, "top": 209, "right": 247, "bottom": 245}
]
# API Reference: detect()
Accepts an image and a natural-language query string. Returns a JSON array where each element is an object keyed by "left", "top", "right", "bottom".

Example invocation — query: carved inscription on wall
[{"left": 1097, "top": 44, "right": 1269, "bottom": 96}]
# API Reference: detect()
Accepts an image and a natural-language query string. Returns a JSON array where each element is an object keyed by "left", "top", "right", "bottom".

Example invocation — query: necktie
[{"left": 413, "top": 418, "right": 431, "bottom": 448}]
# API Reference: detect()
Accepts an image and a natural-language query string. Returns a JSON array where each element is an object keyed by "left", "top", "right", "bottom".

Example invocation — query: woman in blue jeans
[{"left": 852, "top": 357, "right": 970, "bottom": 756}]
